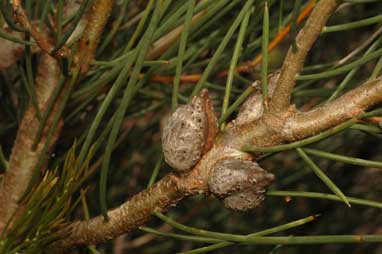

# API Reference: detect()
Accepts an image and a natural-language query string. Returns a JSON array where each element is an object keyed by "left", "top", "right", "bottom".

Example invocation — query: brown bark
[
  {"left": 283, "top": 78, "right": 382, "bottom": 141},
  {"left": 268, "top": 0, "right": 340, "bottom": 114},
  {"left": 52, "top": 174, "right": 184, "bottom": 249},
  {"left": 74, "top": 0, "right": 116, "bottom": 73},
  {"left": 11, "top": 0, "right": 55, "bottom": 55},
  {"left": 0, "top": 54, "right": 61, "bottom": 232}
]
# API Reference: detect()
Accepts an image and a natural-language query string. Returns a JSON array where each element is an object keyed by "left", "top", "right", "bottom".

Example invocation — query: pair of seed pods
[{"left": 162, "top": 74, "right": 279, "bottom": 211}]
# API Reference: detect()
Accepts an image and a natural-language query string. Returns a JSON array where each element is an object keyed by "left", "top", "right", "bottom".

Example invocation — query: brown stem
[
  {"left": 283, "top": 78, "right": 382, "bottom": 141},
  {"left": 124, "top": 199, "right": 206, "bottom": 250},
  {"left": 74, "top": 0, "right": 116, "bottom": 74},
  {"left": 11, "top": 0, "right": 55, "bottom": 55},
  {"left": 0, "top": 54, "right": 61, "bottom": 232},
  {"left": 268, "top": 0, "right": 340, "bottom": 114},
  {"left": 51, "top": 174, "right": 185, "bottom": 249}
]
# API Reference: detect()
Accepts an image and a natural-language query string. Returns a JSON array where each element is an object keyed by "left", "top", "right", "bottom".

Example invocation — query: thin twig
[
  {"left": 268, "top": 0, "right": 340, "bottom": 114},
  {"left": 50, "top": 174, "right": 184, "bottom": 250},
  {"left": 74, "top": 0, "right": 116, "bottom": 74},
  {"left": 124, "top": 199, "right": 207, "bottom": 250},
  {"left": 0, "top": 0, "right": 116, "bottom": 235},
  {"left": 11, "top": 0, "right": 62, "bottom": 57}
]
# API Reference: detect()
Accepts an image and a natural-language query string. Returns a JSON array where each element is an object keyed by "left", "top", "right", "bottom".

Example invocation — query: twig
[
  {"left": 268, "top": 0, "right": 340, "bottom": 114},
  {"left": 11, "top": 0, "right": 57, "bottom": 56},
  {"left": 51, "top": 174, "right": 184, "bottom": 249},
  {"left": 283, "top": 78, "right": 382, "bottom": 141},
  {"left": 124, "top": 199, "right": 207, "bottom": 250},
  {"left": 74, "top": 0, "right": 116, "bottom": 74},
  {"left": 46, "top": 1, "right": 382, "bottom": 251}
]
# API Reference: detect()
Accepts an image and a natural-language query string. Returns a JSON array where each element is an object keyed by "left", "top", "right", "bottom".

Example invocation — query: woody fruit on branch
[{"left": 52, "top": 0, "right": 382, "bottom": 250}]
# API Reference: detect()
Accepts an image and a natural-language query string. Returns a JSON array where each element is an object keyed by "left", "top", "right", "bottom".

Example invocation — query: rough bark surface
[{"left": 53, "top": 174, "right": 184, "bottom": 248}]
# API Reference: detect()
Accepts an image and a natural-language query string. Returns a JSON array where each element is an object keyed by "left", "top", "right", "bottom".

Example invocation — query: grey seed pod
[
  {"left": 223, "top": 189, "right": 266, "bottom": 212},
  {"left": 208, "top": 159, "right": 274, "bottom": 211},
  {"left": 235, "top": 71, "right": 280, "bottom": 125},
  {"left": 162, "top": 95, "right": 207, "bottom": 172}
]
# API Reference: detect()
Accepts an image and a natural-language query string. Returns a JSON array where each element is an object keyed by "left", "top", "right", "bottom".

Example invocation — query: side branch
[
  {"left": 74, "top": 0, "right": 116, "bottom": 73},
  {"left": 283, "top": 78, "right": 382, "bottom": 141},
  {"left": 52, "top": 174, "right": 185, "bottom": 250},
  {"left": 268, "top": 0, "right": 339, "bottom": 114},
  {"left": 11, "top": 0, "right": 55, "bottom": 55}
]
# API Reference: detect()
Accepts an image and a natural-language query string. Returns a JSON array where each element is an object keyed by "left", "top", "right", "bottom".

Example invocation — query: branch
[
  {"left": 10, "top": 0, "right": 89, "bottom": 59},
  {"left": 0, "top": 54, "right": 61, "bottom": 232},
  {"left": 51, "top": 174, "right": 185, "bottom": 249},
  {"left": 268, "top": 0, "right": 340, "bottom": 114},
  {"left": 283, "top": 78, "right": 382, "bottom": 141},
  {"left": 11, "top": 0, "right": 56, "bottom": 55},
  {"left": 74, "top": 0, "right": 116, "bottom": 74}
]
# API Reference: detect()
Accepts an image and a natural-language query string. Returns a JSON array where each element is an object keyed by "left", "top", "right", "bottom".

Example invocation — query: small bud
[
  {"left": 208, "top": 159, "right": 274, "bottom": 211},
  {"left": 235, "top": 71, "right": 280, "bottom": 125}
]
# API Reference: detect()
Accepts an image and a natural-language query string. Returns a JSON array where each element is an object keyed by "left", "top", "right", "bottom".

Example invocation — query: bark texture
[
  {"left": 269, "top": 0, "right": 340, "bottom": 114},
  {"left": 52, "top": 174, "right": 184, "bottom": 249},
  {"left": 0, "top": 54, "right": 61, "bottom": 232}
]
